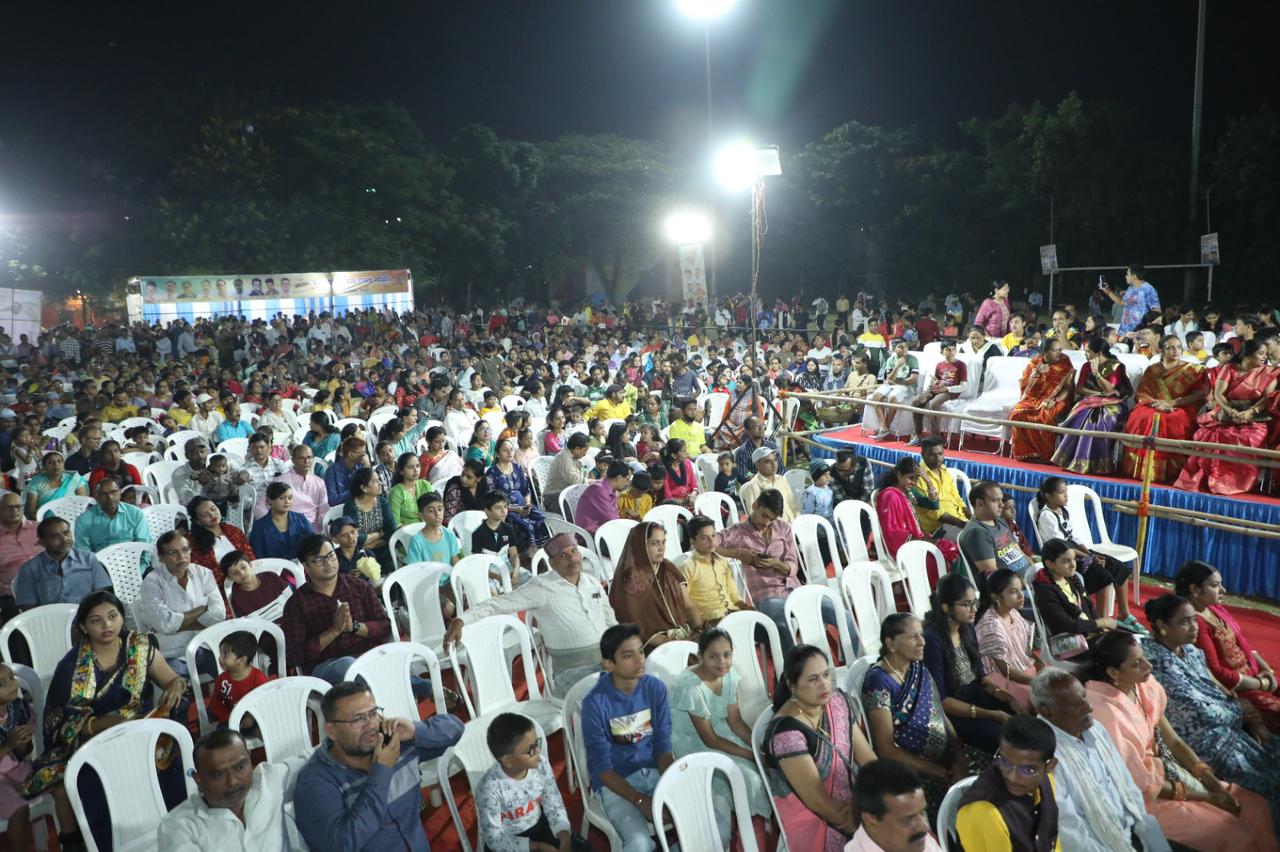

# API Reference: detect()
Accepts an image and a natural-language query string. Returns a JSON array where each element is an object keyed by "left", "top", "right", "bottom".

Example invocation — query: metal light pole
[{"left": 1185, "top": 0, "right": 1207, "bottom": 302}]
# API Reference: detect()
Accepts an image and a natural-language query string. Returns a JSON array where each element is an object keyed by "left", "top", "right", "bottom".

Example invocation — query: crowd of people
[{"left": 0, "top": 281, "right": 1276, "bottom": 852}]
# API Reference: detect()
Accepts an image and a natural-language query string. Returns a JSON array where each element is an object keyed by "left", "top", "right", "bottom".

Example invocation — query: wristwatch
[{"left": 348, "top": 621, "right": 363, "bottom": 635}]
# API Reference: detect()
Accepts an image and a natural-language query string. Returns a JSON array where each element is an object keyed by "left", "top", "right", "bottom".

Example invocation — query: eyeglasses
[
  {"left": 952, "top": 599, "right": 979, "bottom": 610},
  {"left": 519, "top": 739, "right": 543, "bottom": 758},
  {"left": 308, "top": 550, "right": 339, "bottom": 565},
  {"left": 994, "top": 752, "right": 1047, "bottom": 779},
  {"left": 331, "top": 707, "right": 384, "bottom": 726}
]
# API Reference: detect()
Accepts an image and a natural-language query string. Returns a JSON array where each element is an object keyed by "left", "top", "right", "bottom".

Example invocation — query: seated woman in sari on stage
[
  {"left": 1175, "top": 339, "right": 1277, "bottom": 496},
  {"left": 1051, "top": 337, "right": 1133, "bottom": 474},
  {"left": 1008, "top": 339, "right": 1075, "bottom": 462},
  {"left": 1121, "top": 335, "right": 1209, "bottom": 482}
]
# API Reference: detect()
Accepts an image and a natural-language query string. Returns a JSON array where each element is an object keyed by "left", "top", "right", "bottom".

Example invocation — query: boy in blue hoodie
[{"left": 580, "top": 624, "right": 673, "bottom": 852}]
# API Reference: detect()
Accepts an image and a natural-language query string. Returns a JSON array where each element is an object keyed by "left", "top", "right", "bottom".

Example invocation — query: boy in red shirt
[{"left": 208, "top": 631, "right": 269, "bottom": 729}]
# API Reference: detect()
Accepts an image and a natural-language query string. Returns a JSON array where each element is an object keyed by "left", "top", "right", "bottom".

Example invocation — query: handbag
[{"left": 1048, "top": 632, "right": 1089, "bottom": 660}]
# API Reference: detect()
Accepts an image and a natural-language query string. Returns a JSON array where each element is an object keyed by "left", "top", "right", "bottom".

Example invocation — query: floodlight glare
[
  {"left": 664, "top": 210, "right": 712, "bottom": 245},
  {"left": 676, "top": 0, "right": 736, "bottom": 19},
  {"left": 714, "top": 142, "right": 781, "bottom": 191}
]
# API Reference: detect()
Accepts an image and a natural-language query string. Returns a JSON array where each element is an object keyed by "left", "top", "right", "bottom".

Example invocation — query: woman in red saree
[
  {"left": 1175, "top": 340, "right": 1277, "bottom": 496},
  {"left": 1009, "top": 339, "right": 1075, "bottom": 461},
  {"left": 1121, "top": 335, "right": 1210, "bottom": 482},
  {"left": 1052, "top": 337, "right": 1133, "bottom": 474},
  {"left": 873, "top": 457, "right": 960, "bottom": 578}
]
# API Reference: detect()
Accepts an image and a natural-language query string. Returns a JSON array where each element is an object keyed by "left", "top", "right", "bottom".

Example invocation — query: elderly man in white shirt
[
  {"left": 158, "top": 729, "right": 306, "bottom": 852},
  {"left": 1029, "top": 669, "right": 1172, "bottom": 852},
  {"left": 442, "top": 533, "right": 615, "bottom": 696},
  {"left": 138, "top": 529, "right": 228, "bottom": 678}
]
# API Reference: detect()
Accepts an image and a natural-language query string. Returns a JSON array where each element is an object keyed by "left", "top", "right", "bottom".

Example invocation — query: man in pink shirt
[
  {"left": 847, "top": 759, "right": 942, "bottom": 852},
  {"left": 572, "top": 461, "right": 631, "bottom": 534},
  {"left": 0, "top": 492, "right": 42, "bottom": 623},
  {"left": 254, "top": 444, "right": 330, "bottom": 529}
]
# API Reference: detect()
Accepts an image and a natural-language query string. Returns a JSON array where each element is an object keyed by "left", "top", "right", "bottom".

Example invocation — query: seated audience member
[
  {"left": 476, "top": 713, "right": 591, "bottom": 852},
  {"left": 187, "top": 496, "right": 255, "bottom": 588},
  {"left": 669, "top": 629, "right": 771, "bottom": 823},
  {"left": 862, "top": 613, "right": 968, "bottom": 822},
  {"left": 1085, "top": 630, "right": 1278, "bottom": 852},
  {"left": 323, "top": 436, "right": 368, "bottom": 508},
  {"left": 250, "top": 482, "right": 317, "bottom": 561},
  {"left": 15, "top": 516, "right": 112, "bottom": 610},
  {"left": 0, "top": 491, "right": 41, "bottom": 623},
  {"left": 542, "top": 432, "right": 590, "bottom": 512},
  {"left": 574, "top": 459, "right": 630, "bottom": 534},
  {"left": 404, "top": 492, "right": 462, "bottom": 570},
  {"left": 849, "top": 758, "right": 943, "bottom": 852},
  {"left": 828, "top": 448, "right": 874, "bottom": 506},
  {"left": 222, "top": 550, "right": 292, "bottom": 622},
  {"left": 581, "top": 624, "right": 675, "bottom": 852},
  {"left": 673, "top": 516, "right": 748, "bottom": 626},
  {"left": 386, "top": 453, "right": 432, "bottom": 528},
  {"left": 341, "top": 468, "right": 397, "bottom": 573},
  {"left": 667, "top": 397, "right": 708, "bottom": 457},
  {"left": 444, "top": 533, "right": 616, "bottom": 697},
  {"left": 1034, "top": 476, "right": 1139, "bottom": 632},
  {"left": 974, "top": 568, "right": 1040, "bottom": 712},
  {"left": 1031, "top": 538, "right": 1118, "bottom": 647},
  {"left": 86, "top": 439, "right": 142, "bottom": 496},
  {"left": 157, "top": 728, "right": 304, "bottom": 851},
  {"left": 607, "top": 522, "right": 700, "bottom": 651},
  {"left": 617, "top": 470, "right": 654, "bottom": 521},
  {"left": 24, "top": 591, "right": 187, "bottom": 852},
  {"left": 1050, "top": 336, "right": 1132, "bottom": 475},
  {"left": 736, "top": 447, "right": 798, "bottom": 522},
  {"left": 1176, "top": 560, "right": 1280, "bottom": 732},
  {"left": 763, "top": 644, "right": 876, "bottom": 851},
  {"left": 206, "top": 630, "right": 269, "bottom": 729},
  {"left": 471, "top": 492, "right": 531, "bottom": 588},
  {"left": 21, "top": 451, "right": 88, "bottom": 521},
  {"left": 74, "top": 478, "right": 151, "bottom": 554},
  {"left": 1008, "top": 339, "right": 1075, "bottom": 461},
  {"left": 1029, "top": 667, "right": 1174, "bottom": 852},
  {"left": 874, "top": 458, "right": 960, "bottom": 571},
  {"left": 999, "top": 495, "right": 1036, "bottom": 561},
  {"left": 732, "top": 415, "right": 777, "bottom": 482},
  {"left": 802, "top": 459, "right": 835, "bottom": 523},
  {"left": 1120, "top": 334, "right": 1208, "bottom": 482},
  {"left": 294, "top": 682, "right": 463, "bottom": 852},
  {"left": 908, "top": 341, "right": 967, "bottom": 444},
  {"left": 923, "top": 574, "right": 1020, "bottom": 755},
  {"left": 441, "top": 459, "right": 488, "bottom": 526},
  {"left": 238, "top": 432, "right": 290, "bottom": 505},
  {"left": 257, "top": 443, "right": 330, "bottom": 528},
  {"left": 864, "top": 339, "right": 920, "bottom": 440},
  {"left": 957, "top": 480, "right": 1029, "bottom": 580},
  {"left": 485, "top": 438, "right": 546, "bottom": 545},
  {"left": 955, "top": 716, "right": 1062, "bottom": 851},
  {"left": 139, "top": 530, "right": 227, "bottom": 677},
  {"left": 1142, "top": 594, "right": 1280, "bottom": 825},
  {"left": 329, "top": 516, "right": 380, "bottom": 584},
  {"left": 0, "top": 661, "right": 35, "bottom": 851},
  {"left": 658, "top": 439, "right": 699, "bottom": 508}
]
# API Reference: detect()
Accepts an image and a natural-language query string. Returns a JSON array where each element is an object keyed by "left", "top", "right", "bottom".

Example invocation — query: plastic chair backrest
[
  {"left": 389, "top": 521, "right": 426, "bottom": 569},
  {"left": 842, "top": 655, "right": 880, "bottom": 734},
  {"left": 383, "top": 562, "right": 450, "bottom": 645},
  {"left": 694, "top": 453, "right": 720, "bottom": 492},
  {"left": 783, "top": 468, "right": 812, "bottom": 506},
  {"left": 97, "top": 542, "right": 153, "bottom": 626},
  {"left": 141, "top": 504, "right": 188, "bottom": 541},
  {"left": 0, "top": 604, "right": 76, "bottom": 691},
  {"left": 642, "top": 504, "right": 692, "bottom": 559},
  {"left": 719, "top": 610, "right": 783, "bottom": 726},
  {"left": 447, "top": 614, "right": 544, "bottom": 717},
  {"left": 561, "top": 675, "right": 625, "bottom": 850},
  {"left": 938, "top": 775, "right": 978, "bottom": 852},
  {"left": 10, "top": 663, "right": 46, "bottom": 754},
  {"left": 594, "top": 518, "right": 638, "bottom": 570},
  {"left": 142, "top": 460, "right": 185, "bottom": 501},
  {"left": 346, "top": 641, "right": 446, "bottom": 718},
  {"left": 791, "top": 514, "right": 843, "bottom": 587},
  {"left": 897, "top": 539, "right": 944, "bottom": 616},
  {"left": 528, "top": 455, "right": 554, "bottom": 506},
  {"left": 35, "top": 495, "right": 94, "bottom": 524},
  {"left": 646, "top": 640, "right": 698, "bottom": 687},
  {"left": 950, "top": 468, "right": 971, "bottom": 503},
  {"left": 836, "top": 498, "right": 882, "bottom": 566},
  {"left": 64, "top": 718, "right": 197, "bottom": 852},
  {"left": 840, "top": 561, "right": 894, "bottom": 657},
  {"left": 1066, "top": 483, "right": 1109, "bottom": 547},
  {"left": 543, "top": 516, "right": 597, "bottom": 553},
  {"left": 450, "top": 553, "right": 510, "bottom": 613},
  {"left": 186, "top": 617, "right": 287, "bottom": 733},
  {"left": 448, "top": 510, "right": 487, "bottom": 557},
  {"left": 216, "top": 437, "right": 249, "bottom": 458},
  {"left": 558, "top": 483, "right": 590, "bottom": 524},
  {"left": 228, "top": 676, "right": 330, "bottom": 763},
  {"left": 694, "top": 491, "right": 738, "bottom": 531},
  {"left": 652, "top": 751, "right": 760, "bottom": 852},
  {"left": 751, "top": 708, "right": 790, "bottom": 850},
  {"left": 784, "top": 585, "right": 857, "bottom": 668}
]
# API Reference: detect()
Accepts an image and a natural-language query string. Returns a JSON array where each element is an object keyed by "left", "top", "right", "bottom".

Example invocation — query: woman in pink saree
[
  {"left": 1175, "top": 340, "right": 1277, "bottom": 496},
  {"left": 874, "top": 457, "right": 959, "bottom": 578}
]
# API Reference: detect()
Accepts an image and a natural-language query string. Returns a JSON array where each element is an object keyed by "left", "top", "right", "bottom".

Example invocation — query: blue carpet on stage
[{"left": 812, "top": 429, "right": 1280, "bottom": 601}]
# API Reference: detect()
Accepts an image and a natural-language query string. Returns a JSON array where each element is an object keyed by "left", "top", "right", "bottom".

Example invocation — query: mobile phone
[
  {"left": 1097, "top": 275, "right": 1106, "bottom": 289},
  {"left": 382, "top": 729, "right": 393, "bottom": 747}
]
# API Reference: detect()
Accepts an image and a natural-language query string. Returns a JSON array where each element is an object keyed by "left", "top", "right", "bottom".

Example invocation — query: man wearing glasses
[
  {"left": 955, "top": 716, "right": 1063, "bottom": 851},
  {"left": 295, "top": 681, "right": 463, "bottom": 852},
  {"left": 255, "top": 444, "right": 330, "bottom": 528},
  {"left": 138, "top": 529, "right": 227, "bottom": 678}
]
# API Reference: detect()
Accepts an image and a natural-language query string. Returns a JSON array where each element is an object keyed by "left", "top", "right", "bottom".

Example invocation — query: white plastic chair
[
  {"left": 958, "top": 356, "right": 1028, "bottom": 453},
  {"left": 652, "top": 752, "right": 760, "bottom": 852},
  {"left": 558, "top": 482, "right": 590, "bottom": 524},
  {"left": 228, "top": 676, "right": 330, "bottom": 763},
  {"left": 530, "top": 545, "right": 608, "bottom": 584},
  {"left": 896, "top": 539, "right": 946, "bottom": 616},
  {"left": 215, "top": 436, "right": 250, "bottom": 458},
  {"left": 646, "top": 640, "right": 698, "bottom": 687},
  {"left": 389, "top": 521, "right": 425, "bottom": 569},
  {"left": 185, "top": 617, "right": 287, "bottom": 733},
  {"left": 833, "top": 499, "right": 899, "bottom": 580},
  {"left": 719, "top": 610, "right": 784, "bottom": 727},
  {"left": 383, "top": 562, "right": 452, "bottom": 653},
  {"left": 936, "top": 354, "right": 986, "bottom": 438},
  {"left": 366, "top": 407, "right": 399, "bottom": 437},
  {"left": 840, "top": 561, "right": 896, "bottom": 657},
  {"left": 563, "top": 674, "right": 626, "bottom": 850},
  {"left": 694, "top": 491, "right": 739, "bottom": 531},
  {"left": 447, "top": 510, "right": 487, "bottom": 557},
  {"left": 783, "top": 468, "right": 811, "bottom": 507},
  {"left": 791, "top": 514, "right": 843, "bottom": 588},
  {"left": 643, "top": 504, "right": 692, "bottom": 560},
  {"left": 224, "top": 559, "right": 298, "bottom": 615},
  {"left": 0, "top": 604, "right": 77, "bottom": 693},
  {"left": 500, "top": 394, "right": 526, "bottom": 412},
  {"left": 529, "top": 455, "right": 555, "bottom": 507},
  {"left": 35, "top": 495, "right": 94, "bottom": 524},
  {"left": 440, "top": 713, "right": 548, "bottom": 852},
  {"left": 141, "top": 504, "right": 188, "bottom": 540},
  {"left": 938, "top": 776, "right": 978, "bottom": 851},
  {"left": 543, "top": 516, "right": 598, "bottom": 554},
  {"left": 594, "top": 518, "right": 638, "bottom": 571},
  {"left": 446, "top": 614, "right": 562, "bottom": 737},
  {"left": 163, "top": 430, "right": 205, "bottom": 461},
  {"left": 64, "top": 718, "right": 197, "bottom": 852},
  {"left": 843, "top": 655, "right": 880, "bottom": 735},
  {"left": 694, "top": 453, "right": 721, "bottom": 493},
  {"left": 450, "top": 553, "right": 511, "bottom": 612},
  {"left": 96, "top": 542, "right": 153, "bottom": 629},
  {"left": 950, "top": 467, "right": 972, "bottom": 504},
  {"left": 784, "top": 585, "right": 858, "bottom": 676},
  {"left": 142, "top": 460, "right": 184, "bottom": 503},
  {"left": 751, "top": 708, "right": 791, "bottom": 851},
  {"left": 1065, "top": 483, "right": 1139, "bottom": 564}
]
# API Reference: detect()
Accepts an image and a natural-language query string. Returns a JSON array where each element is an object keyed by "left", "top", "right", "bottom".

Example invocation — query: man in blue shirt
[
  {"left": 14, "top": 516, "right": 113, "bottom": 610},
  {"left": 1104, "top": 263, "right": 1161, "bottom": 336},
  {"left": 581, "top": 624, "right": 674, "bottom": 852},
  {"left": 212, "top": 401, "right": 256, "bottom": 445},
  {"left": 295, "top": 681, "right": 463, "bottom": 852},
  {"left": 324, "top": 437, "right": 368, "bottom": 507},
  {"left": 74, "top": 479, "right": 152, "bottom": 553}
]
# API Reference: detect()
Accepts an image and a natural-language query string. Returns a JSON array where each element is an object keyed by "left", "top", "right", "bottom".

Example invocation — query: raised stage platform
[{"left": 812, "top": 426, "right": 1280, "bottom": 601}]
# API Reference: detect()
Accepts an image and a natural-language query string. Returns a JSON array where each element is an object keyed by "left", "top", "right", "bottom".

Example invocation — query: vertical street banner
[{"left": 677, "top": 243, "right": 709, "bottom": 308}]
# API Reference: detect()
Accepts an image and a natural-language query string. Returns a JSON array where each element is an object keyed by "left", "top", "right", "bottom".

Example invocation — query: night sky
[{"left": 2, "top": 1, "right": 1277, "bottom": 204}]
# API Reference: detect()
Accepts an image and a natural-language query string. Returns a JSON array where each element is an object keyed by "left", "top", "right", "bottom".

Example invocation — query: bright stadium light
[
  {"left": 714, "top": 141, "right": 781, "bottom": 191},
  {"left": 664, "top": 210, "right": 712, "bottom": 245},
  {"left": 676, "top": 0, "right": 736, "bottom": 19}
]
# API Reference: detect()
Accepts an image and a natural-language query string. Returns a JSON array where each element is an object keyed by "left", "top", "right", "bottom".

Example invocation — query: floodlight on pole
[
  {"left": 714, "top": 142, "right": 782, "bottom": 192},
  {"left": 676, "top": 0, "right": 736, "bottom": 19},
  {"left": 664, "top": 210, "right": 712, "bottom": 246}
]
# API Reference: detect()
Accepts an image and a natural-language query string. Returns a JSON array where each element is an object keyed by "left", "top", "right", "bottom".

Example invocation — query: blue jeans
[
  {"left": 755, "top": 595, "right": 861, "bottom": 657},
  {"left": 311, "top": 655, "right": 434, "bottom": 700},
  {"left": 597, "top": 768, "right": 727, "bottom": 852}
]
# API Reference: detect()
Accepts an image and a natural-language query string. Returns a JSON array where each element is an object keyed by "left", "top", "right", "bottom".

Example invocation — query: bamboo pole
[{"left": 1132, "top": 415, "right": 1160, "bottom": 606}]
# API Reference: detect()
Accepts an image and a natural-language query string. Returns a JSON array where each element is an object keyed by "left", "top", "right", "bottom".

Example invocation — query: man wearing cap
[
  {"left": 585, "top": 384, "right": 632, "bottom": 423},
  {"left": 443, "top": 533, "right": 616, "bottom": 697},
  {"left": 189, "top": 394, "right": 225, "bottom": 439},
  {"left": 574, "top": 461, "right": 631, "bottom": 534},
  {"left": 732, "top": 415, "right": 777, "bottom": 481},
  {"left": 737, "top": 447, "right": 798, "bottom": 522}
]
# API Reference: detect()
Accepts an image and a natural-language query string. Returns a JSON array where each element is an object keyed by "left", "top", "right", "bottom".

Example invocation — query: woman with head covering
[{"left": 607, "top": 521, "right": 701, "bottom": 652}]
